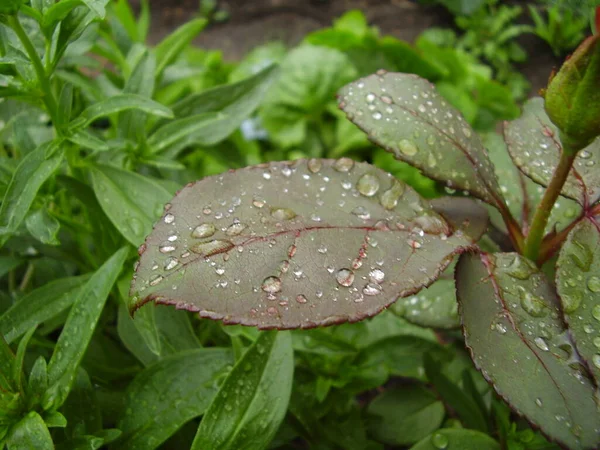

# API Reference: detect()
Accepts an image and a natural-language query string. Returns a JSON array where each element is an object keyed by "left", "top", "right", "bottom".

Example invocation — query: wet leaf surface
[
  {"left": 130, "top": 159, "right": 474, "bottom": 329},
  {"left": 338, "top": 72, "right": 504, "bottom": 207},
  {"left": 410, "top": 428, "right": 500, "bottom": 450},
  {"left": 504, "top": 97, "right": 600, "bottom": 207},
  {"left": 556, "top": 217, "right": 600, "bottom": 384},
  {"left": 430, "top": 197, "right": 488, "bottom": 242},
  {"left": 456, "top": 252, "right": 600, "bottom": 449}
]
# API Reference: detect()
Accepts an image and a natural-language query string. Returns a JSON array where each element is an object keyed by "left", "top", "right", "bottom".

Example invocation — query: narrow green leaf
[
  {"left": 0, "top": 275, "right": 89, "bottom": 344},
  {"left": 27, "top": 356, "right": 48, "bottom": 403},
  {"left": 41, "top": 0, "right": 82, "bottom": 36},
  {"left": 112, "top": 0, "right": 139, "bottom": 41},
  {"left": 147, "top": 112, "right": 222, "bottom": 153},
  {"left": 89, "top": 164, "right": 172, "bottom": 246},
  {"left": 67, "top": 129, "right": 110, "bottom": 152},
  {"left": 154, "top": 18, "right": 207, "bottom": 77},
  {"left": 72, "top": 94, "right": 173, "bottom": 129},
  {"left": 0, "top": 142, "right": 63, "bottom": 245},
  {"left": 58, "top": 83, "right": 74, "bottom": 127},
  {"left": 556, "top": 217, "right": 600, "bottom": 384},
  {"left": 13, "top": 326, "right": 36, "bottom": 392},
  {"left": 5, "top": 411, "right": 53, "bottom": 450},
  {"left": 456, "top": 252, "right": 600, "bottom": 449},
  {"left": 191, "top": 331, "right": 294, "bottom": 450},
  {"left": 25, "top": 208, "right": 60, "bottom": 245},
  {"left": 44, "top": 247, "right": 128, "bottom": 409},
  {"left": 338, "top": 73, "right": 505, "bottom": 208},
  {"left": 115, "top": 348, "right": 233, "bottom": 450},
  {"left": 60, "top": 369, "right": 101, "bottom": 439},
  {"left": 0, "top": 335, "right": 15, "bottom": 392},
  {"left": 410, "top": 429, "right": 500, "bottom": 450}
]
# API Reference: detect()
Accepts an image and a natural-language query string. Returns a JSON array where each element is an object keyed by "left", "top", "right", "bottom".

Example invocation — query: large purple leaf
[
  {"left": 556, "top": 217, "right": 600, "bottom": 385},
  {"left": 337, "top": 72, "right": 504, "bottom": 208},
  {"left": 130, "top": 159, "right": 475, "bottom": 330},
  {"left": 505, "top": 97, "right": 600, "bottom": 207},
  {"left": 456, "top": 252, "right": 600, "bottom": 449}
]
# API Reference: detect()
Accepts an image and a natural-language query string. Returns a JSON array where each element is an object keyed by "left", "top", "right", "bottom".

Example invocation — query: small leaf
[
  {"left": 5, "top": 411, "right": 53, "bottom": 450},
  {"left": 115, "top": 348, "right": 233, "bottom": 450},
  {"left": 556, "top": 217, "right": 600, "bottom": 384},
  {"left": 90, "top": 164, "right": 172, "bottom": 246},
  {"left": 338, "top": 72, "right": 504, "bottom": 207},
  {"left": 154, "top": 18, "right": 207, "bottom": 77},
  {"left": 25, "top": 208, "right": 60, "bottom": 245},
  {"left": 72, "top": 94, "right": 173, "bottom": 129},
  {"left": 367, "top": 385, "right": 445, "bottom": 446},
  {"left": 0, "top": 275, "right": 89, "bottom": 344},
  {"left": 504, "top": 97, "right": 600, "bottom": 206},
  {"left": 410, "top": 429, "right": 500, "bottom": 450},
  {"left": 67, "top": 129, "right": 110, "bottom": 152},
  {"left": 456, "top": 252, "right": 600, "bottom": 449},
  {"left": 0, "top": 141, "right": 63, "bottom": 245},
  {"left": 147, "top": 112, "right": 222, "bottom": 153},
  {"left": 191, "top": 331, "right": 293, "bottom": 450},
  {"left": 44, "top": 247, "right": 128, "bottom": 409},
  {"left": 130, "top": 159, "right": 474, "bottom": 329}
]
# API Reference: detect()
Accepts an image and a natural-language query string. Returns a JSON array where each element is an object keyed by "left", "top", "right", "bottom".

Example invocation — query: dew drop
[
  {"left": 363, "top": 283, "right": 382, "bottom": 296},
  {"left": 226, "top": 222, "right": 247, "bottom": 236},
  {"left": 190, "top": 239, "right": 234, "bottom": 257},
  {"left": 535, "top": 398, "right": 543, "bottom": 407},
  {"left": 357, "top": 173, "right": 380, "bottom": 197},
  {"left": 592, "top": 305, "right": 600, "bottom": 322},
  {"left": 261, "top": 276, "right": 282, "bottom": 294},
  {"left": 271, "top": 207, "right": 297, "bottom": 221},
  {"left": 191, "top": 223, "right": 216, "bottom": 239},
  {"left": 593, "top": 354, "right": 600, "bottom": 369},
  {"left": 334, "top": 157, "right": 354, "bottom": 172},
  {"left": 365, "top": 93, "right": 375, "bottom": 103},
  {"left": 164, "top": 257, "right": 179, "bottom": 271},
  {"left": 336, "top": 268, "right": 355, "bottom": 287},
  {"left": 431, "top": 432, "right": 448, "bottom": 449},
  {"left": 518, "top": 288, "right": 547, "bottom": 317},
  {"left": 505, "top": 256, "right": 536, "bottom": 280},
  {"left": 594, "top": 337, "right": 600, "bottom": 348},
  {"left": 252, "top": 197, "right": 266, "bottom": 208},
  {"left": 307, "top": 159, "right": 322, "bottom": 173},
  {"left": 372, "top": 111, "right": 382, "bottom": 120},
  {"left": 159, "top": 243, "right": 176, "bottom": 254},
  {"left": 149, "top": 274, "right": 163, "bottom": 286},
  {"left": 588, "top": 276, "right": 600, "bottom": 293},
  {"left": 296, "top": 294, "right": 308, "bottom": 304},
  {"left": 351, "top": 206, "right": 370, "bottom": 220},
  {"left": 495, "top": 323, "right": 507, "bottom": 334},
  {"left": 398, "top": 139, "right": 418, "bottom": 156},
  {"left": 534, "top": 337, "right": 549, "bottom": 351},
  {"left": 127, "top": 217, "right": 144, "bottom": 236},
  {"left": 380, "top": 179, "right": 405, "bottom": 210},
  {"left": 369, "top": 268, "right": 385, "bottom": 283},
  {"left": 164, "top": 213, "right": 175, "bottom": 224}
]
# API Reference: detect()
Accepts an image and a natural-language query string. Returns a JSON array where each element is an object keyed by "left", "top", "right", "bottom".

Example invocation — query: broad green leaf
[
  {"left": 147, "top": 112, "right": 222, "bottom": 153},
  {"left": 456, "top": 252, "right": 600, "bottom": 449},
  {"left": 44, "top": 247, "right": 128, "bottom": 409},
  {"left": 130, "top": 159, "right": 475, "bottom": 329},
  {"left": 154, "top": 18, "right": 207, "bottom": 77},
  {"left": 72, "top": 94, "right": 173, "bottom": 129},
  {"left": 115, "top": 348, "right": 232, "bottom": 450},
  {"left": 5, "top": 411, "right": 53, "bottom": 450},
  {"left": 556, "top": 217, "right": 600, "bottom": 384},
  {"left": 429, "top": 196, "right": 488, "bottom": 242},
  {"left": 171, "top": 65, "right": 278, "bottom": 147},
  {"left": 367, "top": 385, "right": 445, "bottom": 446},
  {"left": 410, "top": 429, "right": 500, "bottom": 450},
  {"left": 260, "top": 45, "right": 357, "bottom": 148},
  {"left": 338, "top": 72, "right": 504, "bottom": 207},
  {"left": 504, "top": 97, "right": 600, "bottom": 206},
  {"left": 0, "top": 275, "right": 88, "bottom": 344},
  {"left": 25, "top": 208, "right": 60, "bottom": 245},
  {"left": 0, "top": 141, "right": 63, "bottom": 245},
  {"left": 90, "top": 164, "right": 172, "bottom": 246},
  {"left": 191, "top": 331, "right": 293, "bottom": 450}
]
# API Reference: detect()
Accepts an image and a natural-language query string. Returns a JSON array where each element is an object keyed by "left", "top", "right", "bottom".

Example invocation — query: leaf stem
[
  {"left": 7, "top": 15, "right": 61, "bottom": 135},
  {"left": 497, "top": 202, "right": 524, "bottom": 253},
  {"left": 523, "top": 149, "right": 577, "bottom": 262}
]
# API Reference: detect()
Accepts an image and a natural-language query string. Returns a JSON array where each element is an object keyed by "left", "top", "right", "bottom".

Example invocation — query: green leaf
[
  {"left": 456, "top": 252, "right": 600, "bottom": 449},
  {"left": 0, "top": 275, "right": 89, "bottom": 344},
  {"left": 0, "top": 335, "right": 16, "bottom": 392},
  {"left": 25, "top": 208, "right": 60, "bottom": 245},
  {"left": 504, "top": 97, "right": 600, "bottom": 206},
  {"left": 556, "top": 217, "right": 600, "bottom": 384},
  {"left": 147, "top": 112, "right": 222, "bottom": 153},
  {"left": 338, "top": 72, "right": 505, "bottom": 208},
  {"left": 154, "top": 18, "right": 207, "bottom": 77},
  {"left": 171, "top": 64, "right": 278, "bottom": 147},
  {"left": 430, "top": 196, "right": 488, "bottom": 242},
  {"left": 67, "top": 129, "right": 110, "bottom": 152},
  {"left": 260, "top": 45, "right": 357, "bottom": 148},
  {"left": 13, "top": 326, "right": 36, "bottom": 392},
  {"left": 410, "top": 428, "right": 500, "bottom": 450},
  {"left": 60, "top": 369, "right": 104, "bottom": 440},
  {"left": 115, "top": 348, "right": 233, "bottom": 450},
  {"left": 130, "top": 159, "right": 474, "bottom": 329},
  {"left": 72, "top": 94, "right": 173, "bottom": 129},
  {"left": 5, "top": 411, "right": 53, "bottom": 450},
  {"left": 44, "top": 247, "right": 128, "bottom": 410},
  {"left": 367, "top": 385, "right": 445, "bottom": 446},
  {"left": 90, "top": 164, "right": 172, "bottom": 246},
  {"left": 0, "top": 141, "right": 63, "bottom": 245},
  {"left": 0, "top": 256, "right": 23, "bottom": 279},
  {"left": 191, "top": 331, "right": 293, "bottom": 450}
]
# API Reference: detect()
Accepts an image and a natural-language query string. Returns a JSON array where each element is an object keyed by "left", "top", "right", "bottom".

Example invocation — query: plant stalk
[
  {"left": 523, "top": 149, "right": 577, "bottom": 262},
  {"left": 7, "top": 15, "right": 61, "bottom": 135}
]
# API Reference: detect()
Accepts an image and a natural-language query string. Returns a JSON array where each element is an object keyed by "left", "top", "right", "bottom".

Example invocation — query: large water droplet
[
  {"left": 226, "top": 222, "right": 247, "bottom": 236},
  {"left": 307, "top": 159, "right": 322, "bottom": 173},
  {"left": 336, "top": 268, "right": 355, "bottom": 287},
  {"left": 380, "top": 179, "right": 405, "bottom": 210},
  {"left": 261, "top": 276, "right": 282, "bottom": 294},
  {"left": 518, "top": 288, "right": 547, "bottom": 317},
  {"left": 164, "top": 257, "right": 179, "bottom": 271},
  {"left": 534, "top": 337, "right": 549, "bottom": 351},
  {"left": 159, "top": 243, "right": 176, "bottom": 254},
  {"left": 334, "top": 158, "right": 354, "bottom": 172},
  {"left": 363, "top": 283, "right": 382, "bottom": 296},
  {"left": 398, "top": 139, "right": 418, "bottom": 156},
  {"left": 356, "top": 173, "right": 380, "bottom": 197},
  {"left": 562, "top": 291, "right": 582, "bottom": 314},
  {"left": 191, "top": 223, "right": 216, "bottom": 239},
  {"left": 190, "top": 239, "right": 234, "bottom": 257},
  {"left": 164, "top": 213, "right": 175, "bottom": 224},
  {"left": 369, "top": 268, "right": 385, "bottom": 283},
  {"left": 351, "top": 206, "right": 370, "bottom": 220},
  {"left": 505, "top": 256, "right": 536, "bottom": 280},
  {"left": 593, "top": 354, "right": 600, "bottom": 369},
  {"left": 592, "top": 305, "right": 600, "bottom": 322},
  {"left": 588, "top": 276, "right": 600, "bottom": 293},
  {"left": 149, "top": 274, "right": 163, "bottom": 286},
  {"left": 431, "top": 432, "right": 448, "bottom": 449},
  {"left": 271, "top": 207, "right": 297, "bottom": 221}
]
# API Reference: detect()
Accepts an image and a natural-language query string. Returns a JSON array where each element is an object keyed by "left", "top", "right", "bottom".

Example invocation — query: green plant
[{"left": 130, "top": 11, "right": 600, "bottom": 450}]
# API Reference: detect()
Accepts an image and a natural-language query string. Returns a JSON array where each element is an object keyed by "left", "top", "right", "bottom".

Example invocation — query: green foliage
[{"left": 1, "top": 2, "right": 595, "bottom": 450}]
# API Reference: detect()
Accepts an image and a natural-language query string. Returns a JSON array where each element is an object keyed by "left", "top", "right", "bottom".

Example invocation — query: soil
[{"left": 132, "top": 0, "right": 561, "bottom": 94}]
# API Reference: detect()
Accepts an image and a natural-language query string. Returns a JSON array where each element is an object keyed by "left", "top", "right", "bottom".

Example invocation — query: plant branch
[
  {"left": 497, "top": 202, "right": 524, "bottom": 253},
  {"left": 7, "top": 15, "right": 61, "bottom": 135},
  {"left": 523, "top": 149, "right": 577, "bottom": 262}
]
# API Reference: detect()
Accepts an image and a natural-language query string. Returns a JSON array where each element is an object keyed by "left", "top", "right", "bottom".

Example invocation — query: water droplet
[
  {"left": 398, "top": 139, "right": 418, "bottom": 156},
  {"left": 369, "top": 268, "right": 385, "bottom": 283},
  {"left": 431, "top": 432, "right": 448, "bottom": 449},
  {"left": 190, "top": 239, "right": 234, "bottom": 257},
  {"left": 307, "top": 159, "right": 322, "bottom": 173},
  {"left": 159, "top": 243, "right": 176, "bottom": 253},
  {"left": 334, "top": 158, "right": 354, "bottom": 172},
  {"left": 336, "top": 268, "right": 355, "bottom": 287},
  {"left": 534, "top": 337, "right": 549, "bottom": 351},
  {"left": 462, "top": 126, "right": 472, "bottom": 138},
  {"left": 505, "top": 256, "right": 536, "bottom": 280},
  {"left": 127, "top": 217, "right": 144, "bottom": 236},
  {"left": 164, "top": 257, "right": 179, "bottom": 271},
  {"left": 495, "top": 323, "right": 507, "bottom": 334},
  {"left": 149, "top": 274, "right": 163, "bottom": 286},
  {"left": 356, "top": 173, "right": 380, "bottom": 197},
  {"left": 372, "top": 111, "right": 382, "bottom": 120},
  {"left": 593, "top": 305, "right": 600, "bottom": 321},
  {"left": 261, "top": 276, "right": 282, "bottom": 294},
  {"left": 271, "top": 207, "right": 296, "bottom": 221},
  {"left": 535, "top": 398, "right": 543, "bottom": 407},
  {"left": 365, "top": 93, "right": 375, "bottom": 103},
  {"left": 363, "top": 283, "right": 382, "bottom": 296},
  {"left": 588, "top": 276, "right": 600, "bottom": 293},
  {"left": 351, "top": 206, "right": 370, "bottom": 220},
  {"left": 380, "top": 179, "right": 405, "bottom": 210},
  {"left": 593, "top": 354, "right": 600, "bottom": 369},
  {"left": 191, "top": 223, "right": 216, "bottom": 239},
  {"left": 594, "top": 337, "right": 600, "bottom": 348},
  {"left": 562, "top": 292, "right": 582, "bottom": 314},
  {"left": 407, "top": 239, "right": 422, "bottom": 249},
  {"left": 518, "top": 288, "right": 547, "bottom": 317},
  {"left": 381, "top": 94, "right": 392, "bottom": 104},
  {"left": 226, "top": 222, "right": 247, "bottom": 236},
  {"left": 296, "top": 294, "right": 308, "bottom": 304},
  {"left": 167, "top": 234, "right": 178, "bottom": 242},
  {"left": 252, "top": 197, "right": 265, "bottom": 208},
  {"left": 164, "top": 213, "right": 175, "bottom": 224}
]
